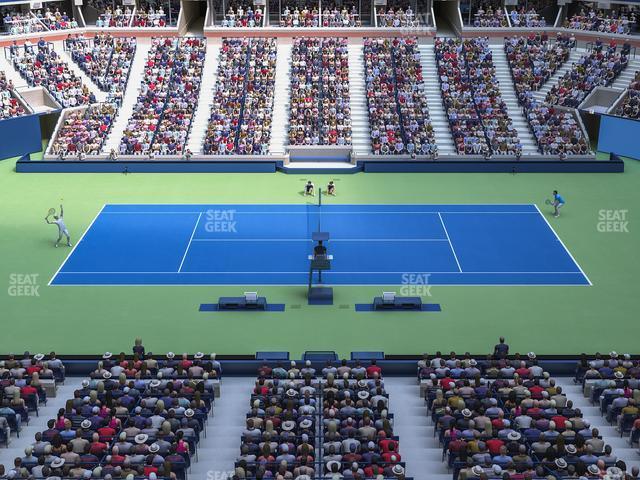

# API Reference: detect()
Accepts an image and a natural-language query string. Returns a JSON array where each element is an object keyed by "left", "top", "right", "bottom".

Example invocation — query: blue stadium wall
[
  {"left": 0, "top": 113, "right": 43, "bottom": 160},
  {"left": 597, "top": 115, "right": 640, "bottom": 161}
]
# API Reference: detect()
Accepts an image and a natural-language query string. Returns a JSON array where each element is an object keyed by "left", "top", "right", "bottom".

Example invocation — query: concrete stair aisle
[
  {"left": 556, "top": 378, "right": 640, "bottom": 472},
  {"left": 269, "top": 39, "right": 292, "bottom": 156},
  {"left": 0, "top": 379, "right": 84, "bottom": 466},
  {"left": 490, "top": 45, "right": 539, "bottom": 155},
  {"left": 189, "top": 377, "right": 254, "bottom": 480},
  {"left": 611, "top": 57, "right": 640, "bottom": 90},
  {"left": 418, "top": 44, "right": 456, "bottom": 156},
  {"left": 186, "top": 38, "right": 221, "bottom": 154},
  {"left": 347, "top": 39, "right": 371, "bottom": 156},
  {"left": 102, "top": 38, "right": 152, "bottom": 154},
  {"left": 534, "top": 48, "right": 585, "bottom": 101},
  {"left": 384, "top": 377, "right": 450, "bottom": 480},
  {"left": 54, "top": 40, "right": 108, "bottom": 103},
  {"left": 0, "top": 54, "right": 29, "bottom": 89}
]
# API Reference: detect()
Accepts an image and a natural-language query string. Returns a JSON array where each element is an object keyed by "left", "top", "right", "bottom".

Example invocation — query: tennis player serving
[{"left": 46, "top": 204, "right": 72, "bottom": 247}]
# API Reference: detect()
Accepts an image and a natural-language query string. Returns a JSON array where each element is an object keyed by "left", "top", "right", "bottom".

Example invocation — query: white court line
[
  {"left": 104, "top": 203, "right": 537, "bottom": 206},
  {"left": 48, "top": 204, "right": 106, "bottom": 286},
  {"left": 57, "top": 270, "right": 583, "bottom": 274},
  {"left": 534, "top": 204, "right": 593, "bottom": 286},
  {"left": 437, "top": 212, "right": 463, "bottom": 273},
  {"left": 177, "top": 212, "right": 202, "bottom": 273},
  {"left": 100, "top": 211, "right": 540, "bottom": 215},
  {"left": 50, "top": 283, "right": 593, "bottom": 287},
  {"left": 190, "top": 238, "right": 449, "bottom": 242}
]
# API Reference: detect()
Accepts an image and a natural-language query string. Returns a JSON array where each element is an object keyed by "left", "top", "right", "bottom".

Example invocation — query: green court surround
[{"left": 1, "top": 155, "right": 638, "bottom": 357}]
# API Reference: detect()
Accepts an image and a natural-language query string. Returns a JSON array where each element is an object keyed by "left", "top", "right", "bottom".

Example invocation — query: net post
[{"left": 319, "top": 188, "right": 322, "bottom": 207}]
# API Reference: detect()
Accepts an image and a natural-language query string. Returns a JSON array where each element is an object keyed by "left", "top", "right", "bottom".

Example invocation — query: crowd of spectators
[
  {"left": 527, "top": 103, "right": 589, "bottom": 156},
  {"left": 235, "top": 367, "right": 319, "bottom": 478},
  {"left": 11, "top": 40, "right": 95, "bottom": 108},
  {"left": 84, "top": 340, "right": 222, "bottom": 382},
  {"left": 235, "top": 359, "right": 404, "bottom": 479},
  {"left": 376, "top": 6, "right": 418, "bottom": 28},
  {"left": 0, "top": 71, "right": 27, "bottom": 119},
  {"left": 203, "top": 38, "right": 276, "bottom": 155},
  {"left": 504, "top": 34, "right": 590, "bottom": 156},
  {"left": 436, "top": 37, "right": 521, "bottom": 155},
  {"left": 364, "top": 37, "right": 437, "bottom": 156},
  {"left": 133, "top": 8, "right": 168, "bottom": 27},
  {"left": 615, "top": 72, "right": 640, "bottom": 119},
  {"left": 322, "top": 5, "right": 360, "bottom": 27},
  {"left": 320, "top": 361, "right": 403, "bottom": 478},
  {"left": 119, "top": 38, "right": 172, "bottom": 154},
  {"left": 576, "top": 352, "right": 640, "bottom": 448},
  {"left": 151, "top": 38, "right": 204, "bottom": 155},
  {"left": 564, "top": 7, "right": 637, "bottom": 35},
  {"left": 288, "top": 37, "right": 352, "bottom": 146},
  {"left": 120, "top": 37, "right": 204, "bottom": 156},
  {"left": 467, "top": 2, "right": 508, "bottom": 27},
  {"left": 50, "top": 103, "right": 116, "bottom": 156},
  {"left": 96, "top": 6, "right": 134, "bottom": 27},
  {"left": 508, "top": 7, "right": 546, "bottom": 27},
  {"left": 221, "top": 5, "right": 264, "bottom": 27},
  {"left": 505, "top": 33, "right": 571, "bottom": 100},
  {"left": 435, "top": 37, "right": 489, "bottom": 155},
  {"left": 66, "top": 33, "right": 137, "bottom": 105},
  {"left": 1, "top": 352, "right": 64, "bottom": 443},
  {"left": 1, "top": 349, "right": 214, "bottom": 480},
  {"left": 467, "top": 37, "right": 521, "bottom": 155},
  {"left": 1, "top": 9, "right": 46, "bottom": 35},
  {"left": 545, "top": 40, "right": 629, "bottom": 108},
  {"left": 34, "top": 7, "right": 78, "bottom": 30},
  {"left": 419, "top": 341, "right": 629, "bottom": 480},
  {"left": 133, "top": 0, "right": 178, "bottom": 27},
  {"left": 280, "top": 6, "right": 320, "bottom": 27}
]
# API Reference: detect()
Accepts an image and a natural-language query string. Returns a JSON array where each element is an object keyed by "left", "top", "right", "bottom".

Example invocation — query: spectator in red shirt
[
  {"left": 89, "top": 433, "right": 108, "bottom": 456},
  {"left": 515, "top": 362, "right": 531, "bottom": 378},
  {"left": 379, "top": 433, "right": 398, "bottom": 454},
  {"left": 143, "top": 463, "right": 158, "bottom": 477},
  {"left": 552, "top": 415, "right": 568, "bottom": 431},
  {"left": 529, "top": 384, "right": 544, "bottom": 399},
  {"left": 364, "top": 461, "right": 385, "bottom": 477},
  {"left": 381, "top": 446, "right": 401, "bottom": 464},
  {"left": 366, "top": 360, "right": 382, "bottom": 379},
  {"left": 97, "top": 424, "right": 116, "bottom": 441},
  {"left": 486, "top": 437, "right": 505, "bottom": 456},
  {"left": 440, "top": 375, "right": 456, "bottom": 391},
  {"left": 20, "top": 383, "right": 38, "bottom": 399},
  {"left": 108, "top": 445, "right": 126, "bottom": 465}
]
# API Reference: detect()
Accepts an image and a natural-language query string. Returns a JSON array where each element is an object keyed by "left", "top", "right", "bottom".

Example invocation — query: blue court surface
[{"left": 50, "top": 204, "right": 591, "bottom": 286}]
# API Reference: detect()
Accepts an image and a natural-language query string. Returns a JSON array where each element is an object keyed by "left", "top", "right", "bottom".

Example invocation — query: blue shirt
[{"left": 555, "top": 193, "right": 565, "bottom": 204}]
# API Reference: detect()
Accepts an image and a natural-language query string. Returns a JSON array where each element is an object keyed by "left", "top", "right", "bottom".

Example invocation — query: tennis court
[{"left": 50, "top": 204, "right": 590, "bottom": 286}]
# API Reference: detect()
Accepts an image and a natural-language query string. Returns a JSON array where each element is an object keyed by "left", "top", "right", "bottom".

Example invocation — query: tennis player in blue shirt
[{"left": 553, "top": 190, "right": 565, "bottom": 218}]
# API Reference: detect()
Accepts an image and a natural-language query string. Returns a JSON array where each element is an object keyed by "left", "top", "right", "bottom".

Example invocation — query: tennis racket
[
  {"left": 544, "top": 199, "right": 553, "bottom": 205},
  {"left": 46, "top": 207, "right": 56, "bottom": 218}
]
